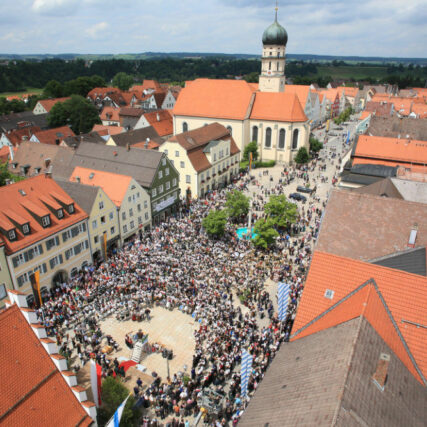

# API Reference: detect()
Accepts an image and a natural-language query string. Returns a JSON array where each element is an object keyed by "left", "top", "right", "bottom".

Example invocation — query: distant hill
[{"left": 0, "top": 52, "right": 426, "bottom": 65}]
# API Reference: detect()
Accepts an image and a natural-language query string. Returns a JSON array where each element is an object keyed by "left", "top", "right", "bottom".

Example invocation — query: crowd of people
[{"left": 34, "top": 142, "right": 342, "bottom": 426}]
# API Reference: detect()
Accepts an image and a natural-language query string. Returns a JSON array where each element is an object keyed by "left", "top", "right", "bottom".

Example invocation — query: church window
[
  {"left": 182, "top": 122, "right": 188, "bottom": 132},
  {"left": 270, "top": 52, "right": 272, "bottom": 56},
  {"left": 265, "top": 127, "right": 272, "bottom": 148},
  {"left": 277, "top": 61, "right": 280, "bottom": 71},
  {"left": 292, "top": 129, "right": 299, "bottom": 150},
  {"left": 279, "top": 129, "right": 286, "bottom": 149},
  {"left": 269, "top": 62, "right": 271, "bottom": 71},
  {"left": 252, "top": 126, "right": 258, "bottom": 142},
  {"left": 226, "top": 126, "right": 233, "bottom": 136}
]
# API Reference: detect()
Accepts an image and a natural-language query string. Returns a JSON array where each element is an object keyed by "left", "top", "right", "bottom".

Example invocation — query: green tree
[
  {"left": 264, "top": 195, "right": 298, "bottom": 228},
  {"left": 202, "top": 209, "right": 228, "bottom": 238},
  {"left": 309, "top": 136, "right": 323, "bottom": 153},
  {"left": 47, "top": 95, "right": 101, "bottom": 134},
  {"left": 112, "top": 72, "right": 134, "bottom": 91},
  {"left": 0, "top": 161, "right": 24, "bottom": 186},
  {"left": 243, "top": 141, "right": 259, "bottom": 161},
  {"left": 43, "top": 80, "right": 64, "bottom": 98},
  {"left": 225, "top": 190, "right": 250, "bottom": 221},
  {"left": 294, "top": 147, "right": 309, "bottom": 164},
  {"left": 63, "top": 75, "right": 106, "bottom": 97},
  {"left": 97, "top": 377, "right": 139, "bottom": 427},
  {"left": 253, "top": 218, "right": 279, "bottom": 249}
]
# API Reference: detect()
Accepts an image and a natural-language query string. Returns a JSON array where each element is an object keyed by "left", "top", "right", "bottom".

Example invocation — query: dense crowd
[{"left": 34, "top": 149, "right": 339, "bottom": 426}]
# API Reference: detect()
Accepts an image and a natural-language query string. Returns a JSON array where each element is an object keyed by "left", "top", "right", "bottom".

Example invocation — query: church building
[{"left": 173, "top": 7, "right": 310, "bottom": 164}]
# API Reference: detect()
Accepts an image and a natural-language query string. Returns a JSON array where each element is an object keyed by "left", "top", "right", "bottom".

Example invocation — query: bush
[
  {"left": 294, "top": 147, "right": 310, "bottom": 164},
  {"left": 254, "top": 160, "right": 275, "bottom": 168},
  {"left": 243, "top": 141, "right": 259, "bottom": 161}
]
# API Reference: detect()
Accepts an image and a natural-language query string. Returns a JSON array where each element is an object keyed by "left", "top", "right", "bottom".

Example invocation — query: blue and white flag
[
  {"left": 346, "top": 130, "right": 350, "bottom": 144},
  {"left": 106, "top": 395, "right": 130, "bottom": 427},
  {"left": 240, "top": 349, "right": 252, "bottom": 398},
  {"left": 278, "top": 282, "right": 290, "bottom": 322}
]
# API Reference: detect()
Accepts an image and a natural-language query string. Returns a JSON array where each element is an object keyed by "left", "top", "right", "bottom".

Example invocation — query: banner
[
  {"left": 278, "top": 282, "right": 290, "bottom": 322},
  {"left": 90, "top": 360, "right": 102, "bottom": 407},
  {"left": 240, "top": 349, "right": 252, "bottom": 398},
  {"left": 29, "top": 270, "right": 42, "bottom": 308},
  {"left": 106, "top": 394, "right": 130, "bottom": 427}
]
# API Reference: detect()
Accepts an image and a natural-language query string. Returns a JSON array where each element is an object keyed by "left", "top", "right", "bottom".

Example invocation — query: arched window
[
  {"left": 292, "top": 129, "right": 299, "bottom": 150},
  {"left": 182, "top": 122, "right": 188, "bottom": 133},
  {"left": 226, "top": 126, "right": 232, "bottom": 136},
  {"left": 278, "top": 129, "right": 286, "bottom": 149},
  {"left": 252, "top": 126, "right": 258, "bottom": 142},
  {"left": 277, "top": 61, "right": 280, "bottom": 71},
  {"left": 265, "top": 127, "right": 272, "bottom": 148},
  {"left": 269, "top": 61, "right": 271, "bottom": 70}
]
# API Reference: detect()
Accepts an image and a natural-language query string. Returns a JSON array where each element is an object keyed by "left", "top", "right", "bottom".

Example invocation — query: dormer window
[
  {"left": 8, "top": 229, "right": 16, "bottom": 241},
  {"left": 57, "top": 209, "right": 63, "bottom": 219},
  {"left": 22, "top": 223, "right": 30, "bottom": 235},
  {"left": 41, "top": 215, "right": 50, "bottom": 228},
  {"left": 68, "top": 204, "right": 75, "bottom": 214}
]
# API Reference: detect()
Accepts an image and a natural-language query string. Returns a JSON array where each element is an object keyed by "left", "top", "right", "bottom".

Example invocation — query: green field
[
  {"left": 315, "top": 65, "right": 425, "bottom": 80},
  {"left": 0, "top": 87, "right": 43, "bottom": 97}
]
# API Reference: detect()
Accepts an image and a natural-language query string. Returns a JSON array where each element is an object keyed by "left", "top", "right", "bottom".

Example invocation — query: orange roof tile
[
  {"left": 337, "top": 86, "right": 359, "bottom": 97},
  {"left": 0, "top": 146, "right": 16, "bottom": 162},
  {"left": 38, "top": 97, "right": 70, "bottom": 113},
  {"left": 143, "top": 110, "right": 173, "bottom": 137},
  {"left": 132, "top": 140, "right": 160, "bottom": 150},
  {"left": 32, "top": 126, "right": 75, "bottom": 146},
  {"left": 410, "top": 103, "right": 427, "bottom": 119},
  {"left": 318, "top": 88, "right": 339, "bottom": 103},
  {"left": 87, "top": 87, "right": 120, "bottom": 99},
  {"left": 100, "top": 106, "right": 120, "bottom": 122},
  {"left": 292, "top": 251, "right": 427, "bottom": 382},
  {"left": 69, "top": 167, "right": 132, "bottom": 206},
  {"left": 352, "top": 158, "right": 427, "bottom": 173},
  {"left": 173, "top": 78, "right": 256, "bottom": 120},
  {"left": 0, "top": 304, "right": 92, "bottom": 426},
  {"left": 0, "top": 175, "right": 87, "bottom": 254},
  {"left": 130, "top": 80, "right": 161, "bottom": 94},
  {"left": 250, "top": 91, "right": 307, "bottom": 122},
  {"left": 92, "top": 124, "right": 124, "bottom": 136},
  {"left": 354, "top": 135, "right": 427, "bottom": 165},
  {"left": 284, "top": 85, "right": 310, "bottom": 105},
  {"left": 358, "top": 111, "right": 371, "bottom": 120}
]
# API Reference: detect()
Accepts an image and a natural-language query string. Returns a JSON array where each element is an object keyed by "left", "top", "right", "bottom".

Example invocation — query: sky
[{"left": 0, "top": 0, "right": 426, "bottom": 57}]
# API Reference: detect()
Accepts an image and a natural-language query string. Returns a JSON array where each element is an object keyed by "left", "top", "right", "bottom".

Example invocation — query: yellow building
[
  {"left": 69, "top": 167, "right": 152, "bottom": 245},
  {"left": 57, "top": 181, "right": 121, "bottom": 262},
  {"left": 0, "top": 242, "right": 13, "bottom": 308},
  {"left": 0, "top": 175, "right": 92, "bottom": 303},
  {"left": 172, "top": 9, "right": 310, "bottom": 163},
  {"left": 160, "top": 123, "right": 240, "bottom": 198}
]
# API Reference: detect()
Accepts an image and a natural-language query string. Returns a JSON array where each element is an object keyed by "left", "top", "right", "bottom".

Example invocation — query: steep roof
[
  {"left": 316, "top": 189, "right": 427, "bottom": 261},
  {"left": 142, "top": 110, "right": 173, "bottom": 136},
  {"left": 87, "top": 86, "right": 120, "bottom": 100},
  {"left": 250, "top": 91, "right": 307, "bottom": 122},
  {"left": 69, "top": 167, "right": 132, "bottom": 207},
  {"left": 92, "top": 124, "right": 124, "bottom": 136},
  {"left": 0, "top": 305, "right": 92, "bottom": 426},
  {"left": 370, "top": 247, "right": 426, "bottom": 276},
  {"left": 337, "top": 86, "right": 359, "bottom": 97},
  {"left": 56, "top": 180, "right": 101, "bottom": 215},
  {"left": 0, "top": 111, "right": 48, "bottom": 133},
  {"left": 353, "top": 135, "right": 427, "bottom": 165},
  {"left": 37, "top": 97, "right": 70, "bottom": 113},
  {"left": 292, "top": 251, "right": 427, "bottom": 383},
  {"left": 173, "top": 78, "right": 256, "bottom": 120},
  {"left": 284, "top": 84, "right": 311, "bottom": 106},
  {"left": 367, "top": 116, "right": 427, "bottom": 141},
  {"left": 119, "top": 107, "right": 145, "bottom": 118},
  {"left": 110, "top": 126, "right": 162, "bottom": 147},
  {"left": 0, "top": 175, "right": 87, "bottom": 254},
  {"left": 62, "top": 131, "right": 106, "bottom": 148},
  {"left": 100, "top": 106, "right": 120, "bottom": 122},
  {"left": 4, "top": 126, "right": 41, "bottom": 147},
  {"left": 352, "top": 177, "right": 404, "bottom": 199},
  {"left": 32, "top": 126, "right": 76, "bottom": 146}
]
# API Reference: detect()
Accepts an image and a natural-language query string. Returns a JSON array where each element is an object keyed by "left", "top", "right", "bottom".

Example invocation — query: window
[
  {"left": 144, "top": 200, "right": 148, "bottom": 209},
  {"left": 159, "top": 170, "right": 163, "bottom": 179},
  {"left": 170, "top": 160, "right": 174, "bottom": 166},
  {"left": 101, "top": 216, "right": 106, "bottom": 224},
  {"left": 8, "top": 229, "right": 16, "bottom": 241},
  {"left": 57, "top": 209, "right": 63, "bottom": 219},
  {"left": 0, "top": 284, "right": 7, "bottom": 300},
  {"left": 136, "top": 192, "right": 140, "bottom": 199},
  {"left": 164, "top": 149, "right": 168, "bottom": 155},
  {"left": 129, "top": 208, "right": 134, "bottom": 217},
  {"left": 46, "top": 236, "right": 60, "bottom": 251},
  {"left": 226, "top": 147, "right": 229, "bottom": 156},
  {"left": 109, "top": 212, "right": 114, "bottom": 220},
  {"left": 165, "top": 181, "right": 170, "bottom": 190},
  {"left": 62, "top": 223, "right": 86, "bottom": 242},
  {"left": 324, "top": 289, "right": 334, "bottom": 300},
  {"left": 94, "top": 236, "right": 99, "bottom": 244},
  {"left": 269, "top": 61, "right": 271, "bottom": 70},
  {"left": 214, "top": 153, "right": 217, "bottom": 162},
  {"left": 22, "top": 223, "right": 30, "bottom": 235},
  {"left": 186, "top": 175, "right": 191, "bottom": 184},
  {"left": 292, "top": 129, "right": 299, "bottom": 150},
  {"left": 265, "top": 127, "right": 272, "bottom": 148},
  {"left": 226, "top": 126, "right": 232, "bottom": 135},
  {"left": 49, "top": 254, "right": 63, "bottom": 270},
  {"left": 172, "top": 178, "right": 177, "bottom": 186},
  {"left": 182, "top": 122, "right": 188, "bottom": 132},
  {"left": 68, "top": 204, "right": 74, "bottom": 214},
  {"left": 70, "top": 268, "right": 78, "bottom": 278},
  {"left": 279, "top": 129, "right": 286, "bottom": 149},
  {"left": 137, "top": 204, "right": 141, "bottom": 212},
  {"left": 92, "top": 219, "right": 98, "bottom": 229},
  {"left": 123, "top": 224, "right": 128, "bottom": 233},
  {"left": 41, "top": 215, "right": 50, "bottom": 227},
  {"left": 17, "top": 272, "right": 29, "bottom": 287},
  {"left": 138, "top": 216, "right": 142, "bottom": 225},
  {"left": 165, "top": 168, "right": 169, "bottom": 176},
  {"left": 159, "top": 184, "right": 164, "bottom": 193},
  {"left": 180, "top": 161, "right": 185, "bottom": 168},
  {"left": 162, "top": 158, "right": 166, "bottom": 166},
  {"left": 145, "top": 212, "right": 149, "bottom": 220},
  {"left": 130, "top": 221, "right": 135, "bottom": 229},
  {"left": 128, "top": 196, "right": 131, "bottom": 203},
  {"left": 99, "top": 201, "right": 104, "bottom": 210},
  {"left": 175, "top": 151, "right": 180, "bottom": 158}
]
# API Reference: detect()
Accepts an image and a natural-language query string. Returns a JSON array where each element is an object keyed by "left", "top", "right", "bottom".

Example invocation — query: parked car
[
  {"left": 289, "top": 193, "right": 307, "bottom": 202},
  {"left": 297, "top": 185, "right": 314, "bottom": 194}
]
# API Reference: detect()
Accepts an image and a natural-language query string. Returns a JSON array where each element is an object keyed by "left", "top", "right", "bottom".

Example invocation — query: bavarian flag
[{"left": 30, "top": 270, "right": 42, "bottom": 308}]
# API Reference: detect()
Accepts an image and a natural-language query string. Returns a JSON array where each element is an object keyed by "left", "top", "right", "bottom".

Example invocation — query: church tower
[{"left": 259, "top": 4, "right": 288, "bottom": 93}]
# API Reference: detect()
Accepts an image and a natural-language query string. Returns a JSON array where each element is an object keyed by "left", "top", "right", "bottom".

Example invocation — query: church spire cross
[{"left": 275, "top": 0, "right": 279, "bottom": 21}]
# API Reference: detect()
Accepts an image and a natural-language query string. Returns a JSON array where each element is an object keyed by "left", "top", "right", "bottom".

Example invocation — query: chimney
[
  {"left": 126, "top": 143, "right": 130, "bottom": 151},
  {"left": 372, "top": 353, "right": 390, "bottom": 391},
  {"left": 144, "top": 138, "right": 149, "bottom": 149},
  {"left": 45, "top": 158, "right": 51, "bottom": 168},
  {"left": 157, "top": 113, "right": 160, "bottom": 121}
]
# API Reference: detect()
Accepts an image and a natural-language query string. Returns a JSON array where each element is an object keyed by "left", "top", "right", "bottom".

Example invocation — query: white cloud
[
  {"left": 32, "top": 0, "right": 78, "bottom": 16},
  {"left": 85, "top": 21, "right": 108, "bottom": 38}
]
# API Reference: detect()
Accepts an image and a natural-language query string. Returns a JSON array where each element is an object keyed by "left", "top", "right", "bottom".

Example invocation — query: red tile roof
[
  {"left": 0, "top": 304, "right": 92, "bottom": 426},
  {"left": 92, "top": 124, "right": 124, "bottom": 136},
  {"left": 87, "top": 87, "right": 120, "bottom": 100},
  {"left": 0, "top": 146, "right": 16, "bottom": 162},
  {"left": 130, "top": 80, "right": 161, "bottom": 94},
  {"left": 38, "top": 97, "right": 70, "bottom": 113},
  {"left": 0, "top": 175, "right": 88, "bottom": 254},
  {"left": 32, "top": 126, "right": 75, "bottom": 146},
  {"left": 250, "top": 92, "right": 307, "bottom": 122},
  {"left": 143, "top": 110, "right": 173, "bottom": 136},
  {"left": 292, "top": 251, "right": 427, "bottom": 383},
  {"left": 100, "top": 106, "right": 120, "bottom": 122},
  {"left": 284, "top": 85, "right": 311, "bottom": 106},
  {"left": 5, "top": 126, "right": 41, "bottom": 147},
  {"left": 132, "top": 140, "right": 160, "bottom": 150},
  {"left": 353, "top": 135, "right": 427, "bottom": 166}
]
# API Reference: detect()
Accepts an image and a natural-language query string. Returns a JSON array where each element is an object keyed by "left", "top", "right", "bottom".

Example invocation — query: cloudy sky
[{"left": 0, "top": 0, "right": 426, "bottom": 57}]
